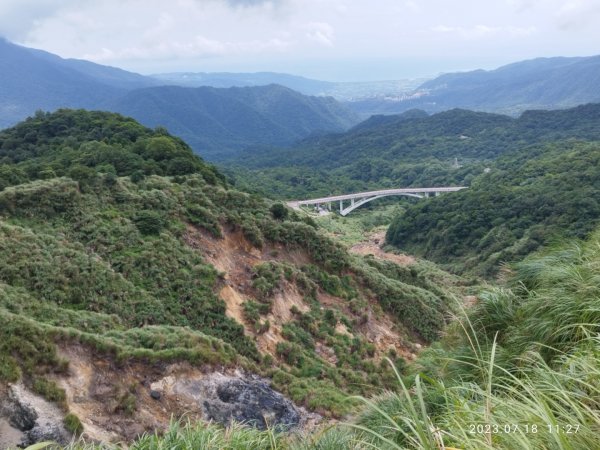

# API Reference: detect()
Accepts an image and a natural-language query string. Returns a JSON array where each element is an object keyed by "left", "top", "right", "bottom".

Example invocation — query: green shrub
[
  {"left": 186, "top": 205, "right": 221, "bottom": 237},
  {"left": 64, "top": 413, "right": 84, "bottom": 435},
  {"left": 32, "top": 378, "right": 67, "bottom": 406},
  {"left": 269, "top": 203, "right": 289, "bottom": 220},
  {"left": 133, "top": 210, "right": 166, "bottom": 235},
  {"left": 0, "top": 354, "right": 21, "bottom": 382}
]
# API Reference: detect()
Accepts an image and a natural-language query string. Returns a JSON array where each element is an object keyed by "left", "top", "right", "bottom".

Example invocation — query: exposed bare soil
[
  {"left": 24, "top": 223, "right": 430, "bottom": 444},
  {"left": 349, "top": 231, "right": 415, "bottom": 266},
  {"left": 51, "top": 344, "right": 316, "bottom": 444},
  {"left": 185, "top": 225, "right": 420, "bottom": 361}
]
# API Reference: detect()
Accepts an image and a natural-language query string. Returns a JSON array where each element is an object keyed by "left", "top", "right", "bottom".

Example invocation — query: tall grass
[
  {"left": 27, "top": 237, "right": 600, "bottom": 449},
  {"left": 352, "top": 339, "right": 600, "bottom": 449},
  {"left": 349, "top": 236, "right": 600, "bottom": 449},
  {"left": 55, "top": 420, "right": 367, "bottom": 450}
]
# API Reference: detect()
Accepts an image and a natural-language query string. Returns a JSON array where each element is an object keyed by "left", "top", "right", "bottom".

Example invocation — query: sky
[{"left": 1, "top": 0, "right": 599, "bottom": 81}]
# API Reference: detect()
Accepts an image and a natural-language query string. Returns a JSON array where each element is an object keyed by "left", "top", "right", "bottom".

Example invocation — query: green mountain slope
[
  {"left": 0, "top": 110, "right": 463, "bottom": 441},
  {"left": 24, "top": 205, "right": 600, "bottom": 450},
  {"left": 104, "top": 84, "right": 359, "bottom": 160},
  {"left": 225, "top": 103, "right": 600, "bottom": 199},
  {"left": 224, "top": 103, "right": 600, "bottom": 277},
  {"left": 386, "top": 140, "right": 600, "bottom": 276}
]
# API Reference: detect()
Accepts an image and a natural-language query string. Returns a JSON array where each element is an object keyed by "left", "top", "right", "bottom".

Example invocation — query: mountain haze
[
  {"left": 419, "top": 55, "right": 600, "bottom": 113},
  {"left": 152, "top": 71, "right": 336, "bottom": 95},
  {"left": 349, "top": 55, "right": 600, "bottom": 116},
  {"left": 0, "top": 39, "right": 359, "bottom": 158},
  {"left": 104, "top": 84, "right": 359, "bottom": 160}
]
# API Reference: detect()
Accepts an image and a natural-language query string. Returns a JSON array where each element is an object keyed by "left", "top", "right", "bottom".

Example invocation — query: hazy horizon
[{"left": 1, "top": 0, "right": 600, "bottom": 82}]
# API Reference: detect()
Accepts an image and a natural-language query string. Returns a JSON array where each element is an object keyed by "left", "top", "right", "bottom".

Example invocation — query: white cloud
[
  {"left": 0, "top": 0, "right": 91, "bottom": 39},
  {"left": 431, "top": 24, "right": 536, "bottom": 39},
  {"left": 223, "top": 0, "right": 286, "bottom": 6},
  {"left": 403, "top": 1, "right": 421, "bottom": 13},
  {"left": 305, "top": 22, "right": 335, "bottom": 47},
  {"left": 84, "top": 35, "right": 292, "bottom": 62},
  {"left": 0, "top": 0, "right": 288, "bottom": 40},
  {"left": 506, "top": 0, "right": 539, "bottom": 13},
  {"left": 2, "top": 0, "right": 599, "bottom": 80},
  {"left": 555, "top": 0, "right": 600, "bottom": 30}
]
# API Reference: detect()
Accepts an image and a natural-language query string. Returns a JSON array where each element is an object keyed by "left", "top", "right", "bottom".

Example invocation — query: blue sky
[{"left": 2, "top": 0, "right": 599, "bottom": 81}]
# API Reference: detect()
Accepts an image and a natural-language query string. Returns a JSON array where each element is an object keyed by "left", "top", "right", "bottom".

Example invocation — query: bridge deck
[{"left": 288, "top": 187, "right": 467, "bottom": 207}]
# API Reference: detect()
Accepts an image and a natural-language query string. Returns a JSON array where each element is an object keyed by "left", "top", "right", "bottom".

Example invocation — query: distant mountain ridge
[
  {"left": 0, "top": 38, "right": 124, "bottom": 128},
  {"left": 104, "top": 84, "right": 358, "bottom": 159},
  {"left": 233, "top": 103, "right": 600, "bottom": 170},
  {"left": 419, "top": 55, "right": 600, "bottom": 113},
  {"left": 0, "top": 39, "right": 359, "bottom": 158},
  {"left": 349, "top": 55, "right": 600, "bottom": 116},
  {"left": 152, "top": 71, "right": 335, "bottom": 95}
]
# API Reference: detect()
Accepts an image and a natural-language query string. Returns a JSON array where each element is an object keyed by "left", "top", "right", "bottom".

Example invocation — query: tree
[{"left": 270, "top": 203, "right": 289, "bottom": 220}]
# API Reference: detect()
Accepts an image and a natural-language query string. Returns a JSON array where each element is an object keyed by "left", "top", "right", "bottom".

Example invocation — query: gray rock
[
  {"left": 0, "top": 384, "right": 71, "bottom": 448},
  {"left": 1, "top": 394, "right": 37, "bottom": 431},
  {"left": 22, "top": 423, "right": 69, "bottom": 447},
  {"left": 200, "top": 376, "right": 300, "bottom": 430}
]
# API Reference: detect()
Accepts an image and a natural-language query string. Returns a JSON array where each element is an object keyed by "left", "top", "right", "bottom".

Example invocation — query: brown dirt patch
[
  {"left": 52, "top": 343, "right": 319, "bottom": 444},
  {"left": 184, "top": 223, "right": 421, "bottom": 361},
  {"left": 53, "top": 345, "right": 179, "bottom": 443},
  {"left": 317, "top": 292, "right": 417, "bottom": 361},
  {"left": 350, "top": 230, "right": 414, "bottom": 266},
  {"left": 184, "top": 225, "right": 315, "bottom": 358}
]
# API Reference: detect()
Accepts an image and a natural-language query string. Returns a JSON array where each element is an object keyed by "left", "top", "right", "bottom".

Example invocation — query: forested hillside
[
  {"left": 225, "top": 103, "right": 600, "bottom": 199},
  {"left": 0, "top": 40, "right": 359, "bottom": 156},
  {"left": 387, "top": 140, "right": 600, "bottom": 276},
  {"left": 224, "top": 103, "right": 600, "bottom": 277},
  {"left": 104, "top": 84, "right": 358, "bottom": 160},
  {"left": 0, "top": 110, "right": 463, "bottom": 445}
]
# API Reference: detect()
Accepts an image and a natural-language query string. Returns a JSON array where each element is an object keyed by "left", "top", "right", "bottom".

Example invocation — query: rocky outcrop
[
  {"left": 53, "top": 344, "right": 318, "bottom": 444},
  {"left": 201, "top": 375, "right": 300, "bottom": 430},
  {"left": 153, "top": 371, "right": 303, "bottom": 431},
  {"left": 0, "top": 384, "right": 71, "bottom": 449}
]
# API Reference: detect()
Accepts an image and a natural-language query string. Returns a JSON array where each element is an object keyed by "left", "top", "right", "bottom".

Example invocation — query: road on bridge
[{"left": 287, "top": 186, "right": 467, "bottom": 216}]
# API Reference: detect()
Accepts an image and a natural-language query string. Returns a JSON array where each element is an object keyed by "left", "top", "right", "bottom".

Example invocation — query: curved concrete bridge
[{"left": 287, "top": 186, "right": 467, "bottom": 216}]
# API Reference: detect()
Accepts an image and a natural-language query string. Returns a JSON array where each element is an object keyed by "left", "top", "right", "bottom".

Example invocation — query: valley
[
  {"left": 1, "top": 103, "right": 599, "bottom": 448},
  {"left": 1, "top": 26, "right": 600, "bottom": 450},
  {"left": 0, "top": 110, "right": 464, "bottom": 447}
]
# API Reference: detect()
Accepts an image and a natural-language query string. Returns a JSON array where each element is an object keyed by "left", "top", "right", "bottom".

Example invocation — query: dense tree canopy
[
  {"left": 225, "top": 103, "right": 600, "bottom": 199},
  {"left": 386, "top": 140, "right": 600, "bottom": 276},
  {"left": 0, "top": 109, "right": 225, "bottom": 190}
]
